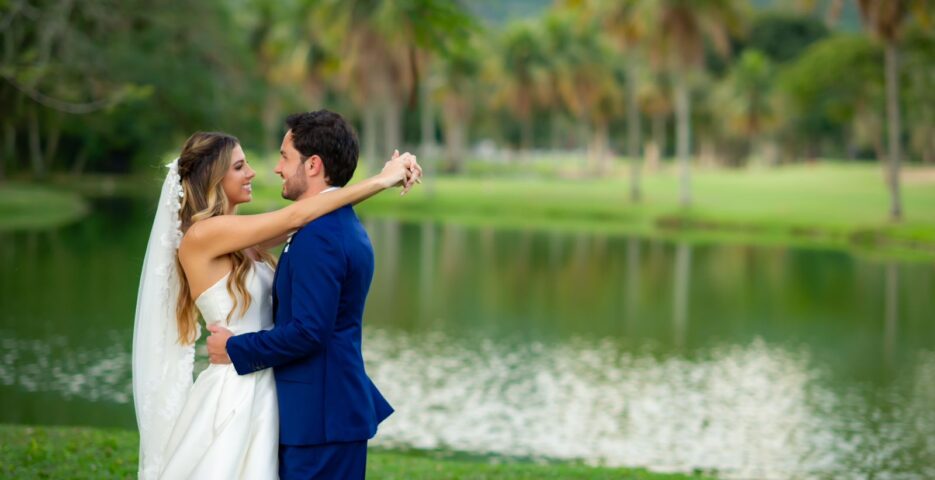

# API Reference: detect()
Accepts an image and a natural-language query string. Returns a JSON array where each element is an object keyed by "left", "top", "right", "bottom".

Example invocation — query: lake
[{"left": 1, "top": 196, "right": 933, "bottom": 479}]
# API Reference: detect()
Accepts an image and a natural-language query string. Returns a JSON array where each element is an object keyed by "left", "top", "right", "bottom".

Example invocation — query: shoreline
[{"left": 3, "top": 163, "right": 934, "bottom": 261}]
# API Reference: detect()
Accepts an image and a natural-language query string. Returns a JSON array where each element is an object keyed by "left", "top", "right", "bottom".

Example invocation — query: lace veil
[{"left": 131, "top": 159, "right": 198, "bottom": 480}]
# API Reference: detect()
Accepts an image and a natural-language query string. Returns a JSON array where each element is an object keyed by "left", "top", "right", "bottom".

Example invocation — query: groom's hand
[{"left": 206, "top": 324, "right": 233, "bottom": 364}]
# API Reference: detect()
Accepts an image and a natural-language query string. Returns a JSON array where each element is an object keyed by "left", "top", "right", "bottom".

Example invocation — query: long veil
[{"left": 131, "top": 159, "right": 198, "bottom": 480}]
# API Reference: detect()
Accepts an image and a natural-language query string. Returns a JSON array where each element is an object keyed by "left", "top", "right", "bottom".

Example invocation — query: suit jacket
[{"left": 227, "top": 204, "right": 393, "bottom": 446}]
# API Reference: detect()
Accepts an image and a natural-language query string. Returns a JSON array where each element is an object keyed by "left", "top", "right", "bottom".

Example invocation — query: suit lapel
[{"left": 272, "top": 239, "right": 291, "bottom": 323}]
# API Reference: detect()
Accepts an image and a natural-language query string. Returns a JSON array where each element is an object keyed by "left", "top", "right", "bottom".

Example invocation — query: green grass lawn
[
  {"left": 0, "top": 183, "right": 89, "bottom": 230},
  {"left": 244, "top": 161, "right": 935, "bottom": 261},
  {"left": 0, "top": 424, "right": 714, "bottom": 479},
  {"left": 3, "top": 161, "right": 934, "bottom": 260}
]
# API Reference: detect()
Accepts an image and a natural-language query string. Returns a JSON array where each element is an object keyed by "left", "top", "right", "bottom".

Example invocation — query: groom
[{"left": 206, "top": 110, "right": 394, "bottom": 479}]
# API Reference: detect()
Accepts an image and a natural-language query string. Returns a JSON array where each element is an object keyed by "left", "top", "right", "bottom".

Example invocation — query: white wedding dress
[{"left": 158, "top": 262, "right": 279, "bottom": 479}]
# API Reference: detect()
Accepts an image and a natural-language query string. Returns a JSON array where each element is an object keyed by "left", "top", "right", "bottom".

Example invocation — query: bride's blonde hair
[{"left": 174, "top": 132, "right": 276, "bottom": 344}]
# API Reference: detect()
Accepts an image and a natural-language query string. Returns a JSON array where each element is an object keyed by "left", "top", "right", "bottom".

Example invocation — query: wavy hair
[{"left": 174, "top": 132, "right": 275, "bottom": 344}]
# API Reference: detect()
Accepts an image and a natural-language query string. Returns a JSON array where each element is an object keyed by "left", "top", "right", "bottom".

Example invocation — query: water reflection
[
  {"left": 884, "top": 263, "right": 898, "bottom": 369},
  {"left": 366, "top": 331, "right": 861, "bottom": 479},
  {"left": 673, "top": 242, "right": 692, "bottom": 349},
  {"left": 2, "top": 202, "right": 935, "bottom": 478}
]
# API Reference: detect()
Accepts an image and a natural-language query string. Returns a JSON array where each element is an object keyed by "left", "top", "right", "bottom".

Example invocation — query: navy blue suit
[{"left": 227, "top": 204, "right": 393, "bottom": 479}]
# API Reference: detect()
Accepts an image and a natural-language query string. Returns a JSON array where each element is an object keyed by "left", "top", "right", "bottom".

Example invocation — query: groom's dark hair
[{"left": 285, "top": 110, "right": 359, "bottom": 186}]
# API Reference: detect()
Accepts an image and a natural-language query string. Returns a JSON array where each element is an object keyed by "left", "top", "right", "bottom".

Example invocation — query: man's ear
[{"left": 305, "top": 155, "right": 323, "bottom": 178}]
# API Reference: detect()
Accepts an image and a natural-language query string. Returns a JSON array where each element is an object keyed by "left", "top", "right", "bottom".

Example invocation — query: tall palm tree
[
  {"left": 717, "top": 49, "right": 775, "bottom": 165},
  {"left": 542, "top": 12, "right": 622, "bottom": 173},
  {"left": 856, "top": 0, "right": 931, "bottom": 221},
  {"left": 313, "top": 0, "right": 472, "bottom": 167},
  {"left": 495, "top": 21, "right": 550, "bottom": 152},
  {"left": 640, "top": 0, "right": 747, "bottom": 207},
  {"left": 638, "top": 74, "right": 673, "bottom": 171},
  {"left": 436, "top": 40, "right": 482, "bottom": 173},
  {"left": 592, "top": 0, "right": 645, "bottom": 199}
]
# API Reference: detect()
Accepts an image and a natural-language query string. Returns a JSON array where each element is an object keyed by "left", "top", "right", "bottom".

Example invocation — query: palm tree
[
  {"left": 546, "top": 13, "right": 622, "bottom": 173},
  {"left": 495, "top": 21, "right": 550, "bottom": 152},
  {"left": 249, "top": 0, "right": 332, "bottom": 150},
  {"left": 313, "top": 0, "right": 472, "bottom": 167},
  {"left": 592, "top": 0, "right": 646, "bottom": 199},
  {"left": 640, "top": 0, "right": 747, "bottom": 207},
  {"left": 717, "top": 49, "right": 775, "bottom": 165},
  {"left": 436, "top": 40, "right": 483, "bottom": 173},
  {"left": 856, "top": 0, "right": 931, "bottom": 221},
  {"left": 638, "top": 74, "right": 673, "bottom": 172}
]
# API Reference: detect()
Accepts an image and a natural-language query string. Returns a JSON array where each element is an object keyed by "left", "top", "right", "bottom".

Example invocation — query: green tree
[
  {"left": 745, "top": 11, "right": 829, "bottom": 64},
  {"left": 776, "top": 34, "right": 882, "bottom": 161},
  {"left": 1, "top": 0, "right": 262, "bottom": 178},
  {"left": 314, "top": 0, "right": 474, "bottom": 167},
  {"left": 435, "top": 40, "right": 483, "bottom": 173},
  {"left": 902, "top": 26, "right": 935, "bottom": 164},
  {"left": 494, "top": 20, "right": 550, "bottom": 152},
  {"left": 640, "top": 0, "right": 748, "bottom": 207},
  {"left": 856, "top": 0, "right": 932, "bottom": 221},
  {"left": 574, "top": 0, "right": 646, "bottom": 198},
  {"left": 715, "top": 49, "right": 776, "bottom": 165},
  {"left": 542, "top": 12, "right": 622, "bottom": 172}
]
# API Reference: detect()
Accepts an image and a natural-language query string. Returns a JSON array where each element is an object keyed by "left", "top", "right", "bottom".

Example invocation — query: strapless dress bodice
[{"left": 194, "top": 261, "right": 275, "bottom": 334}]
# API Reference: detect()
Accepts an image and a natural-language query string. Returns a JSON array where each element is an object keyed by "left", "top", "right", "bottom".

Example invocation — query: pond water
[{"left": 1, "top": 197, "right": 933, "bottom": 479}]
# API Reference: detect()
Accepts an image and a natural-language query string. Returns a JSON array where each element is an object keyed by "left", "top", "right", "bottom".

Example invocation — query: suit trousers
[{"left": 279, "top": 440, "right": 367, "bottom": 480}]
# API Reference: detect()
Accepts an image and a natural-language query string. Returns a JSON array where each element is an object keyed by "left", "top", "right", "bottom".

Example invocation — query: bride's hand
[{"left": 377, "top": 150, "right": 422, "bottom": 195}]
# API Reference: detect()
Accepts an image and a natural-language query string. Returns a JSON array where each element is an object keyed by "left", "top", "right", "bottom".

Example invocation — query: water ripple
[{"left": 2, "top": 328, "right": 933, "bottom": 478}]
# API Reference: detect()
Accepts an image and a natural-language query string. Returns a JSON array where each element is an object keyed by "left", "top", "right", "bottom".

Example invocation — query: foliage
[
  {"left": 0, "top": 0, "right": 265, "bottom": 175},
  {"left": 1, "top": 0, "right": 933, "bottom": 182},
  {"left": 745, "top": 11, "right": 830, "bottom": 63},
  {"left": 775, "top": 34, "right": 883, "bottom": 156}
]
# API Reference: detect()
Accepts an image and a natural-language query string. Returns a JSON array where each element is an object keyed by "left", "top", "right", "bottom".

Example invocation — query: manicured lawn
[
  {"left": 0, "top": 183, "right": 89, "bottom": 230},
  {"left": 4, "top": 161, "right": 934, "bottom": 259},
  {"left": 245, "top": 161, "right": 935, "bottom": 260},
  {"left": 0, "top": 425, "right": 714, "bottom": 479}
]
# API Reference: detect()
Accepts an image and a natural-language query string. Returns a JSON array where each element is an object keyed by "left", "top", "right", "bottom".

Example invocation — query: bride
[{"left": 132, "top": 129, "right": 420, "bottom": 479}]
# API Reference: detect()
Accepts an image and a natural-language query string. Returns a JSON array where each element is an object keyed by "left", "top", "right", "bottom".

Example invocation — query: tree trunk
[
  {"left": 590, "top": 122, "right": 609, "bottom": 174},
  {"left": 419, "top": 73, "right": 436, "bottom": 167},
  {"left": 28, "top": 106, "right": 47, "bottom": 179},
  {"left": 362, "top": 105, "right": 378, "bottom": 171},
  {"left": 627, "top": 64, "right": 641, "bottom": 202},
  {"left": 674, "top": 76, "right": 692, "bottom": 207},
  {"left": 884, "top": 41, "right": 902, "bottom": 221},
  {"left": 644, "top": 113, "right": 666, "bottom": 172},
  {"left": 520, "top": 117, "right": 533, "bottom": 155},
  {"left": 442, "top": 102, "right": 467, "bottom": 174}
]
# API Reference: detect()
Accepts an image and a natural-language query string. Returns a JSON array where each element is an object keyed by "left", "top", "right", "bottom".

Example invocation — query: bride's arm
[
  {"left": 182, "top": 154, "right": 420, "bottom": 260},
  {"left": 255, "top": 232, "right": 292, "bottom": 251}
]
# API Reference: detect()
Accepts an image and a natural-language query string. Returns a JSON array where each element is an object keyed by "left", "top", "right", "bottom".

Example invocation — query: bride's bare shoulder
[{"left": 180, "top": 216, "right": 229, "bottom": 251}]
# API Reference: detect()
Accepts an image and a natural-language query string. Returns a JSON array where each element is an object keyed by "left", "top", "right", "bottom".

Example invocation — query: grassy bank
[
  {"left": 0, "top": 424, "right": 713, "bottom": 479},
  {"left": 0, "top": 183, "right": 89, "bottom": 230},
  {"left": 4, "top": 162, "right": 934, "bottom": 260},
  {"left": 246, "top": 162, "right": 935, "bottom": 261}
]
